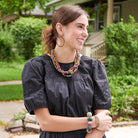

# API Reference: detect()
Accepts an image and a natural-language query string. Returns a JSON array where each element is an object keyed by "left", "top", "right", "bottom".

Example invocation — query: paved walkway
[
  {"left": 13, "top": 135, "right": 39, "bottom": 138},
  {"left": 0, "top": 101, "right": 25, "bottom": 123},
  {"left": 105, "top": 126, "right": 138, "bottom": 138},
  {"left": 0, "top": 127, "right": 10, "bottom": 138},
  {"left": 0, "top": 80, "right": 22, "bottom": 86}
]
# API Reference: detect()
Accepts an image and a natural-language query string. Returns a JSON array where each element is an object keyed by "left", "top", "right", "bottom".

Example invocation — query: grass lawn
[
  {"left": 0, "top": 62, "right": 25, "bottom": 81},
  {"left": 0, "top": 84, "right": 23, "bottom": 101}
]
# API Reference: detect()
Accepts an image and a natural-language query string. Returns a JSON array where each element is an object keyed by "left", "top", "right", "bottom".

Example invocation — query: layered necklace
[{"left": 48, "top": 49, "right": 80, "bottom": 77}]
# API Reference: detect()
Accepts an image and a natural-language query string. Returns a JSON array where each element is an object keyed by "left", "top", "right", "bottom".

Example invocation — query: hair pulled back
[{"left": 42, "top": 5, "right": 88, "bottom": 54}]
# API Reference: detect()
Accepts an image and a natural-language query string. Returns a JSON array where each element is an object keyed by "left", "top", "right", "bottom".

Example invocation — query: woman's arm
[
  {"left": 85, "top": 109, "right": 112, "bottom": 138},
  {"left": 34, "top": 108, "right": 94, "bottom": 132},
  {"left": 34, "top": 108, "right": 111, "bottom": 133}
]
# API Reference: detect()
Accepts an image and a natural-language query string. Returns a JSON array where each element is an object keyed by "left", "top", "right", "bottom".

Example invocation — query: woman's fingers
[{"left": 96, "top": 111, "right": 112, "bottom": 131}]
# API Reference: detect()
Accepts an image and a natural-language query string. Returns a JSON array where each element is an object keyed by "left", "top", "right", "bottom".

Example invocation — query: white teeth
[{"left": 77, "top": 39, "right": 84, "bottom": 43}]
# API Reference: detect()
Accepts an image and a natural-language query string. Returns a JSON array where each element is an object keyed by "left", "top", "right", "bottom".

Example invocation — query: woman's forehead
[{"left": 70, "top": 14, "right": 89, "bottom": 26}]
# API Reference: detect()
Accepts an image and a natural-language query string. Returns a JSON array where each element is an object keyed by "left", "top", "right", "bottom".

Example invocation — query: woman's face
[{"left": 62, "top": 14, "right": 89, "bottom": 50}]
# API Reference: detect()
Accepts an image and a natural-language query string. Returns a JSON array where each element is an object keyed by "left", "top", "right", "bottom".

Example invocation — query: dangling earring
[{"left": 56, "top": 36, "right": 65, "bottom": 47}]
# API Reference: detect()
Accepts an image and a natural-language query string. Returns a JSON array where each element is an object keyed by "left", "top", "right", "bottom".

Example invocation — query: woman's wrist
[
  {"left": 95, "top": 115, "right": 100, "bottom": 128},
  {"left": 86, "top": 112, "right": 98, "bottom": 133},
  {"left": 92, "top": 116, "right": 97, "bottom": 128}
]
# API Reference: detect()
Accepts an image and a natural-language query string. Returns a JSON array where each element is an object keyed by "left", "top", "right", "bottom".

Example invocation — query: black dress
[{"left": 22, "top": 54, "right": 111, "bottom": 138}]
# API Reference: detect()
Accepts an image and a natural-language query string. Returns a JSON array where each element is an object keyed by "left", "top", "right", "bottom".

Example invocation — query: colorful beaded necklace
[{"left": 48, "top": 49, "right": 80, "bottom": 77}]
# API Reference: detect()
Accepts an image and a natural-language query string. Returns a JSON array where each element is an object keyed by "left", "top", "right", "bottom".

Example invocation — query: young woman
[{"left": 22, "top": 5, "right": 112, "bottom": 138}]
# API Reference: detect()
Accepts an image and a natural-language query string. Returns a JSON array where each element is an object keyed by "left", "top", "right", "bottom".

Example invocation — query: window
[{"left": 113, "top": 5, "right": 121, "bottom": 23}]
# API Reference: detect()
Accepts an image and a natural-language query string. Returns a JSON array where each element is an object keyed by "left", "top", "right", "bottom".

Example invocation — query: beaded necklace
[{"left": 48, "top": 49, "right": 80, "bottom": 77}]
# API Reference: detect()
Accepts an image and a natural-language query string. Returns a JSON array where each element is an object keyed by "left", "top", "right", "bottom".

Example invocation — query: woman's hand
[{"left": 96, "top": 110, "right": 112, "bottom": 131}]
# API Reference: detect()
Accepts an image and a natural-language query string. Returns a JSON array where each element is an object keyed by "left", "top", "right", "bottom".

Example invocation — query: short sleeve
[
  {"left": 92, "top": 60, "right": 112, "bottom": 110},
  {"left": 22, "top": 58, "right": 48, "bottom": 114}
]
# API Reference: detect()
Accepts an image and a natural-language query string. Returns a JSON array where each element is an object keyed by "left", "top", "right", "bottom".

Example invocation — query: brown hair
[{"left": 42, "top": 5, "right": 89, "bottom": 54}]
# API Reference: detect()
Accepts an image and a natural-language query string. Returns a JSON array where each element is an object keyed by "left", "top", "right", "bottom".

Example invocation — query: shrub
[
  {"left": 104, "top": 15, "right": 138, "bottom": 75},
  {"left": 10, "top": 17, "right": 46, "bottom": 59},
  {"left": 0, "top": 23, "right": 16, "bottom": 62},
  {"left": 33, "top": 43, "right": 43, "bottom": 57},
  {"left": 108, "top": 75, "right": 138, "bottom": 120}
]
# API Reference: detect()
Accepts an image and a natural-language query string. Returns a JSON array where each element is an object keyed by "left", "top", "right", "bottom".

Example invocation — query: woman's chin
[{"left": 74, "top": 44, "right": 83, "bottom": 51}]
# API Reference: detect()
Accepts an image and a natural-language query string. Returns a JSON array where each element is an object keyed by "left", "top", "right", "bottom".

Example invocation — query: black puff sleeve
[
  {"left": 22, "top": 57, "right": 48, "bottom": 114},
  {"left": 92, "top": 60, "right": 112, "bottom": 110}
]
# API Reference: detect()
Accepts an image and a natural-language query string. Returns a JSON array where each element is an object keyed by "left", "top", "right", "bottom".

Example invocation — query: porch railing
[
  {"left": 91, "top": 41, "right": 106, "bottom": 61},
  {"left": 82, "top": 41, "right": 106, "bottom": 63}
]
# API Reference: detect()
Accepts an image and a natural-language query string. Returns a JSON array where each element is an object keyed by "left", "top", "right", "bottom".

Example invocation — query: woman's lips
[{"left": 77, "top": 38, "right": 85, "bottom": 45}]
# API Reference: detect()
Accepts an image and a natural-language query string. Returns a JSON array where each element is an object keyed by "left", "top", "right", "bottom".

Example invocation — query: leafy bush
[
  {"left": 33, "top": 43, "right": 43, "bottom": 57},
  {"left": 108, "top": 75, "right": 138, "bottom": 121},
  {"left": 104, "top": 15, "right": 138, "bottom": 75},
  {"left": 0, "top": 23, "right": 16, "bottom": 62},
  {"left": 11, "top": 17, "right": 46, "bottom": 59}
]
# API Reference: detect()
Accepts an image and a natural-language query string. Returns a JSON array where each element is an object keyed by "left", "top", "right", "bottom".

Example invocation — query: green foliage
[
  {"left": 85, "top": 7, "right": 95, "bottom": 19},
  {"left": 0, "top": 0, "right": 52, "bottom": 17},
  {"left": 88, "top": 26, "right": 94, "bottom": 33},
  {"left": 104, "top": 15, "right": 138, "bottom": 75},
  {"left": 0, "top": 0, "right": 34, "bottom": 17},
  {"left": 13, "top": 112, "right": 26, "bottom": 120},
  {"left": 0, "top": 23, "right": 16, "bottom": 62},
  {"left": 108, "top": 75, "right": 138, "bottom": 120},
  {"left": 10, "top": 17, "right": 46, "bottom": 59},
  {"left": 0, "top": 84, "right": 23, "bottom": 101},
  {"left": 85, "top": 3, "right": 107, "bottom": 19},
  {"left": 33, "top": 43, "right": 43, "bottom": 57}
]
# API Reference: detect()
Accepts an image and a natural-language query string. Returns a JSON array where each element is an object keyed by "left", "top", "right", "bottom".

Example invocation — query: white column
[{"left": 107, "top": 0, "right": 114, "bottom": 25}]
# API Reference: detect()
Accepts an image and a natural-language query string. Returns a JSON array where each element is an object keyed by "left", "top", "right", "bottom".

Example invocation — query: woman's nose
[{"left": 82, "top": 29, "right": 88, "bottom": 38}]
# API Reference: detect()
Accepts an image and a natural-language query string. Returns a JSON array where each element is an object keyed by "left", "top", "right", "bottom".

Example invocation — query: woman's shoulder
[
  {"left": 23, "top": 55, "right": 51, "bottom": 73},
  {"left": 80, "top": 55, "right": 106, "bottom": 74},
  {"left": 22, "top": 55, "right": 51, "bottom": 77},
  {"left": 81, "top": 55, "right": 103, "bottom": 66},
  {"left": 25, "top": 55, "right": 50, "bottom": 66}
]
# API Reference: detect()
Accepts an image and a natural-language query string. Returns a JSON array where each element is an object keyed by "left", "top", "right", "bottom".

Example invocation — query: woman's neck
[{"left": 54, "top": 46, "right": 76, "bottom": 63}]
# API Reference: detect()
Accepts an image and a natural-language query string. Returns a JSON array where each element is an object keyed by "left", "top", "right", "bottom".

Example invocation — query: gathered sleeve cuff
[{"left": 92, "top": 60, "right": 112, "bottom": 110}]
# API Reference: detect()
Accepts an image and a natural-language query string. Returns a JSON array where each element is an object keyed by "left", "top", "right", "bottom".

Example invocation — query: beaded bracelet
[
  {"left": 86, "top": 112, "right": 93, "bottom": 133},
  {"left": 95, "top": 115, "right": 100, "bottom": 128}
]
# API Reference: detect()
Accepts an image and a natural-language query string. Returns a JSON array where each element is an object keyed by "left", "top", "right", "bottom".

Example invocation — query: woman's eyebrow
[{"left": 75, "top": 23, "right": 89, "bottom": 28}]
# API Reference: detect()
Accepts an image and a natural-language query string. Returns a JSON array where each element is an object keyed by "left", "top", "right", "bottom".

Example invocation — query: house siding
[{"left": 121, "top": 0, "right": 138, "bottom": 22}]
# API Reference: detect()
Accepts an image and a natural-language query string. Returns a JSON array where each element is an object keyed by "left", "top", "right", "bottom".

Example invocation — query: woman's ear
[{"left": 56, "top": 23, "right": 64, "bottom": 36}]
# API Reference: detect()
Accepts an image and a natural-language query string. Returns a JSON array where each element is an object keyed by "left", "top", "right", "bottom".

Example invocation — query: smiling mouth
[{"left": 77, "top": 39, "right": 85, "bottom": 44}]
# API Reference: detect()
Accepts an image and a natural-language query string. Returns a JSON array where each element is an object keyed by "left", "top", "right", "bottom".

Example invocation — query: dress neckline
[{"left": 45, "top": 54, "right": 84, "bottom": 64}]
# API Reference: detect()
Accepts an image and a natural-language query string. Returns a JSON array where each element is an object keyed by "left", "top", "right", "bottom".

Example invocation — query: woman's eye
[{"left": 78, "top": 26, "right": 83, "bottom": 28}]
